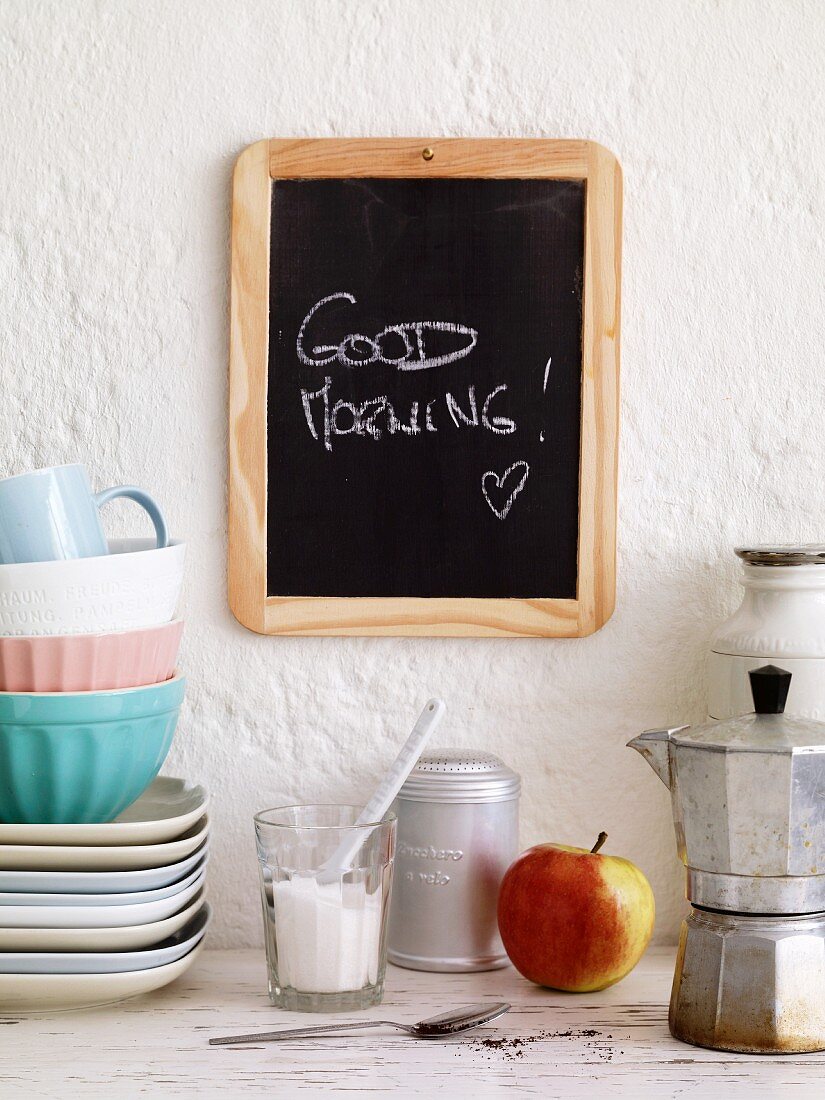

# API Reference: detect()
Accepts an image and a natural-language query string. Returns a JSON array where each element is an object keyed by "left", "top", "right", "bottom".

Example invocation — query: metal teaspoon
[{"left": 209, "top": 1002, "right": 511, "bottom": 1045}]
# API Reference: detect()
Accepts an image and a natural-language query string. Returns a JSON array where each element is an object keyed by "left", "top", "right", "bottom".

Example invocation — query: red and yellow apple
[{"left": 497, "top": 833, "right": 654, "bottom": 992}]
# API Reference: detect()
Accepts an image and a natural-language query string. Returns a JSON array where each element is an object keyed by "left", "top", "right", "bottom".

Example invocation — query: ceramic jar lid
[{"left": 736, "top": 545, "right": 825, "bottom": 566}]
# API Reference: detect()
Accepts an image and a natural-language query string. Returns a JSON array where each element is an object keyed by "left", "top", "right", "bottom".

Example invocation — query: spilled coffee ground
[{"left": 456, "top": 1028, "right": 622, "bottom": 1063}]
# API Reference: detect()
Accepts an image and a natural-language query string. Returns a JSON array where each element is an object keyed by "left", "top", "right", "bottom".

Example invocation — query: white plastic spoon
[{"left": 317, "top": 698, "right": 446, "bottom": 883}]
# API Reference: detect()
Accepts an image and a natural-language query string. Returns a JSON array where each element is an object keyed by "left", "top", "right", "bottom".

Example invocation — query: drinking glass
[{"left": 254, "top": 805, "right": 396, "bottom": 1012}]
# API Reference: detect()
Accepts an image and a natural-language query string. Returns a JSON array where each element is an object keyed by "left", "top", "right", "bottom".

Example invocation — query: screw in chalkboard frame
[{"left": 421, "top": 147, "right": 434, "bottom": 161}]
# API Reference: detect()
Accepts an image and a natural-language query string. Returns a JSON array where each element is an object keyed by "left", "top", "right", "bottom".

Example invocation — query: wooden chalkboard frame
[{"left": 229, "top": 139, "right": 621, "bottom": 637}]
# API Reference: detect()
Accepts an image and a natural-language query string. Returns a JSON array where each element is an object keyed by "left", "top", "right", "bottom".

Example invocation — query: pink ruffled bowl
[{"left": 0, "top": 620, "right": 183, "bottom": 693}]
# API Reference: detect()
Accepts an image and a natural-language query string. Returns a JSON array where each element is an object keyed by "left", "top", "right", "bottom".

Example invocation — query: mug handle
[{"left": 93, "top": 486, "right": 169, "bottom": 549}]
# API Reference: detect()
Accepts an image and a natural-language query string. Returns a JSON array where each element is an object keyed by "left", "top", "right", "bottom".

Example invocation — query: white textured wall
[{"left": 2, "top": 0, "right": 824, "bottom": 948}]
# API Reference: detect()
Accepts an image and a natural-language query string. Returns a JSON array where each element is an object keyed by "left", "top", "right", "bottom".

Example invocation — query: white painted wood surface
[{"left": 1, "top": 947, "right": 824, "bottom": 1098}]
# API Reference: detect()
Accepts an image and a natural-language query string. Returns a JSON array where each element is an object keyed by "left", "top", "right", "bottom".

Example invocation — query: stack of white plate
[{"left": 0, "top": 777, "right": 210, "bottom": 1010}]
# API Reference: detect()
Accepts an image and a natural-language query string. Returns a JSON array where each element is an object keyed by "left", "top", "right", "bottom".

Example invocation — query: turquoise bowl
[{"left": 0, "top": 674, "right": 185, "bottom": 824}]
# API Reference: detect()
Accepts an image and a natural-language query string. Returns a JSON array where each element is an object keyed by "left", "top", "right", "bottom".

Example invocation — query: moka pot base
[{"left": 671, "top": 906, "right": 825, "bottom": 1054}]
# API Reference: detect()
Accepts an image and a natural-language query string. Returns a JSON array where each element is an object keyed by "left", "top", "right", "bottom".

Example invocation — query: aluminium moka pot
[{"left": 629, "top": 665, "right": 825, "bottom": 1053}]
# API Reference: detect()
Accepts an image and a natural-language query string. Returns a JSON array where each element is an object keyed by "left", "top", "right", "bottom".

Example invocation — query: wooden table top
[{"left": 2, "top": 946, "right": 824, "bottom": 1097}]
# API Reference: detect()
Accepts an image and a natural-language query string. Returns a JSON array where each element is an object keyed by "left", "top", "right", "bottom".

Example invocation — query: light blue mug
[{"left": 0, "top": 464, "right": 168, "bottom": 564}]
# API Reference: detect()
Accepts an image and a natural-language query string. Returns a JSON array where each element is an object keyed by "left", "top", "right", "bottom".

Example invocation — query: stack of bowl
[
  {"left": 0, "top": 537, "right": 189, "bottom": 823},
  {"left": 0, "top": 464, "right": 209, "bottom": 1006}
]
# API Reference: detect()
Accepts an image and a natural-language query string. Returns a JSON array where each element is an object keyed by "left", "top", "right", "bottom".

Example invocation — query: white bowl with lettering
[{"left": 0, "top": 539, "right": 186, "bottom": 637}]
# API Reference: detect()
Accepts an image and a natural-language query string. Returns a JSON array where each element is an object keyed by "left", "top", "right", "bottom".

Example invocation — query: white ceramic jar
[{"left": 709, "top": 546, "right": 825, "bottom": 720}]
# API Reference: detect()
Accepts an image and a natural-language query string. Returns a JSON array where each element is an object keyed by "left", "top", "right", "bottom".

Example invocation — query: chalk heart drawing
[{"left": 482, "top": 461, "right": 530, "bottom": 521}]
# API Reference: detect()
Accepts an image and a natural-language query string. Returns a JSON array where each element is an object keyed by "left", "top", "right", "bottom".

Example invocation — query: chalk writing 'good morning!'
[
  {"left": 300, "top": 380, "right": 516, "bottom": 452},
  {"left": 295, "top": 293, "right": 516, "bottom": 452},
  {"left": 297, "top": 293, "right": 478, "bottom": 371}
]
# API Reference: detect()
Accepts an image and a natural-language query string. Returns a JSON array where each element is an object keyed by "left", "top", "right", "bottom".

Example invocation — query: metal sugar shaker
[{"left": 387, "top": 750, "right": 520, "bottom": 973}]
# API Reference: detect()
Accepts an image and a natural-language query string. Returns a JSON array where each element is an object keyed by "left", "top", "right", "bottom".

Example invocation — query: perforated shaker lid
[{"left": 398, "top": 749, "right": 521, "bottom": 804}]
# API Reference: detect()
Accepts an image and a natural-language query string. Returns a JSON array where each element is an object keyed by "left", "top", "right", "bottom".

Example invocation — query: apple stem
[{"left": 590, "top": 831, "right": 608, "bottom": 854}]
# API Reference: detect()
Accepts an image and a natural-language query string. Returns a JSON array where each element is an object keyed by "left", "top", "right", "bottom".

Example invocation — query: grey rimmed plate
[
  {"left": 0, "top": 903, "right": 210, "bottom": 974},
  {"left": 0, "top": 855, "right": 206, "bottom": 907},
  {"left": 0, "top": 841, "right": 208, "bottom": 893},
  {"left": 0, "top": 937, "right": 207, "bottom": 1012},
  {"left": 0, "top": 867, "right": 206, "bottom": 928},
  {"left": 0, "top": 890, "right": 205, "bottom": 952}
]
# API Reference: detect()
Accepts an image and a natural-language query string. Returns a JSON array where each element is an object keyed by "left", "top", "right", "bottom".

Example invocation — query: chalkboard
[
  {"left": 268, "top": 177, "right": 583, "bottom": 599},
  {"left": 229, "top": 139, "right": 620, "bottom": 636}
]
